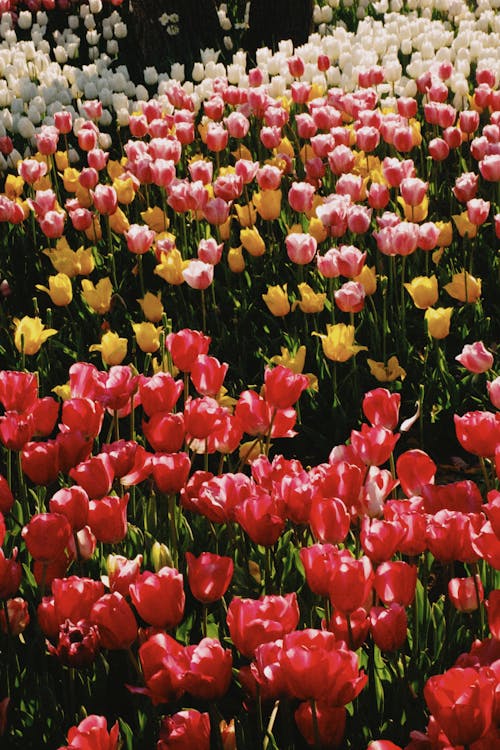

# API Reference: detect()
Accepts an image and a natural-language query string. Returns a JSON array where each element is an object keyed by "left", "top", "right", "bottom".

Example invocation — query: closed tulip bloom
[
  {"left": 448, "top": 576, "right": 483, "bottom": 613},
  {"left": 87, "top": 494, "right": 129, "bottom": 543},
  {"left": 81, "top": 277, "right": 113, "bottom": 314},
  {"left": 329, "top": 554, "right": 374, "bottom": 614},
  {"left": 22, "top": 512, "right": 72, "bottom": 562},
  {"left": 90, "top": 591, "right": 137, "bottom": 649},
  {"left": 182, "top": 260, "right": 214, "bottom": 290},
  {"left": 240, "top": 226, "right": 266, "bottom": 256},
  {"left": 132, "top": 322, "right": 161, "bottom": 353},
  {"left": 313, "top": 323, "right": 367, "bottom": 362},
  {"left": 264, "top": 365, "right": 309, "bottom": 410},
  {"left": 152, "top": 452, "right": 191, "bottom": 494},
  {"left": 125, "top": 224, "right": 155, "bottom": 254},
  {"left": 487, "top": 377, "right": 500, "bottom": 409},
  {"left": 262, "top": 284, "right": 290, "bottom": 316},
  {"left": 130, "top": 566, "right": 185, "bottom": 629},
  {"left": 425, "top": 307, "right": 453, "bottom": 339},
  {"left": 92, "top": 184, "right": 118, "bottom": 215},
  {"left": 190, "top": 355, "right": 228, "bottom": 397},
  {"left": 253, "top": 189, "right": 282, "bottom": 221},
  {"left": 480, "top": 154, "right": 500, "bottom": 181},
  {"left": 36, "top": 273, "right": 73, "bottom": 306},
  {"left": 404, "top": 275, "right": 438, "bottom": 309},
  {"left": 89, "top": 331, "right": 127, "bottom": 366},
  {"left": 453, "top": 211, "right": 478, "bottom": 238},
  {"left": 335, "top": 281, "right": 366, "bottom": 313},
  {"left": 13, "top": 316, "right": 57, "bottom": 356},
  {"left": 456, "top": 341, "right": 494, "bottom": 373},
  {"left": 454, "top": 411, "right": 500, "bottom": 457},
  {"left": 354, "top": 265, "right": 377, "bottom": 296},
  {"left": 399, "top": 177, "right": 428, "bottom": 206},
  {"left": 467, "top": 198, "right": 490, "bottom": 226},
  {"left": 285, "top": 233, "right": 317, "bottom": 265},
  {"left": 370, "top": 604, "right": 407, "bottom": 652},
  {"left": 374, "top": 561, "right": 417, "bottom": 606},
  {"left": 186, "top": 552, "right": 233, "bottom": 603}
]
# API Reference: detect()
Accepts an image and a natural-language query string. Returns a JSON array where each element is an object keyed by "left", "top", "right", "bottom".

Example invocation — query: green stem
[
  {"left": 310, "top": 698, "right": 321, "bottom": 750},
  {"left": 168, "top": 493, "right": 179, "bottom": 569}
]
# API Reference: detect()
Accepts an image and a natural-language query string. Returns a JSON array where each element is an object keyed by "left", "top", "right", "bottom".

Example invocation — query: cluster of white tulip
[{"left": 0, "top": 0, "right": 498, "bottom": 167}]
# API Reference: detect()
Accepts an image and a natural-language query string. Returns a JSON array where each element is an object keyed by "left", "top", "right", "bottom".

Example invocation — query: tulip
[
  {"left": 36, "top": 273, "right": 73, "bottom": 307},
  {"left": 424, "top": 667, "right": 495, "bottom": 746},
  {"left": 182, "top": 260, "right": 214, "bottom": 290},
  {"left": 132, "top": 322, "right": 161, "bottom": 353},
  {"left": 262, "top": 284, "right": 290, "bottom": 316},
  {"left": 456, "top": 341, "right": 494, "bottom": 373},
  {"left": 157, "top": 710, "right": 210, "bottom": 750},
  {"left": 139, "top": 372, "right": 184, "bottom": 416},
  {"left": 453, "top": 211, "right": 478, "bottom": 238},
  {"left": 81, "top": 277, "right": 113, "bottom": 314},
  {"left": 137, "top": 291, "right": 164, "bottom": 322},
  {"left": 89, "top": 331, "right": 127, "bottom": 366},
  {"left": 90, "top": 592, "right": 137, "bottom": 649},
  {"left": 130, "top": 566, "right": 185, "bottom": 629},
  {"left": 240, "top": 226, "right": 266, "bottom": 256},
  {"left": 404, "top": 275, "right": 438, "bottom": 309},
  {"left": 63, "top": 716, "right": 120, "bottom": 750},
  {"left": 444, "top": 271, "right": 481, "bottom": 303},
  {"left": 448, "top": 576, "right": 484, "bottom": 613},
  {"left": 185, "top": 552, "right": 233, "bottom": 604},
  {"left": 293, "top": 283, "right": 326, "bottom": 314},
  {"left": 367, "top": 351, "right": 406, "bottom": 382},
  {"left": 13, "top": 316, "right": 57, "bottom": 356},
  {"left": 370, "top": 604, "right": 407, "bottom": 652},
  {"left": 313, "top": 324, "right": 367, "bottom": 362},
  {"left": 425, "top": 307, "right": 453, "bottom": 339}
]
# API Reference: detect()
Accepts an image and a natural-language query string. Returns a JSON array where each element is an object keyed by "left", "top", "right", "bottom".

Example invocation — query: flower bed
[{"left": 0, "top": 1, "right": 500, "bottom": 748}]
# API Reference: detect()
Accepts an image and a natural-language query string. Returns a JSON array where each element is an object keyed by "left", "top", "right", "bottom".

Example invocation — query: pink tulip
[{"left": 456, "top": 341, "right": 494, "bottom": 373}]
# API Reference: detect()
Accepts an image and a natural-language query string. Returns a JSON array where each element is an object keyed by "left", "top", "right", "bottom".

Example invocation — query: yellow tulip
[
  {"left": 240, "top": 226, "right": 266, "bottom": 257},
  {"left": 444, "top": 271, "right": 481, "bottom": 303},
  {"left": 62, "top": 167, "right": 81, "bottom": 192},
  {"left": 141, "top": 206, "right": 169, "bottom": 233},
  {"left": 232, "top": 144, "right": 253, "bottom": 161},
  {"left": 435, "top": 221, "right": 453, "bottom": 246},
  {"left": 312, "top": 323, "right": 367, "bottom": 362},
  {"left": 262, "top": 284, "right": 290, "bottom": 317},
  {"left": 89, "top": 331, "right": 127, "bottom": 366},
  {"left": 154, "top": 249, "right": 188, "bottom": 285},
  {"left": 234, "top": 202, "right": 257, "bottom": 228},
  {"left": 4, "top": 174, "right": 24, "bottom": 199},
  {"left": 43, "top": 244, "right": 94, "bottom": 278},
  {"left": 108, "top": 207, "right": 130, "bottom": 234},
  {"left": 81, "top": 277, "right": 113, "bottom": 314},
  {"left": 425, "top": 307, "right": 453, "bottom": 339},
  {"left": 107, "top": 159, "right": 125, "bottom": 181},
  {"left": 367, "top": 356, "right": 406, "bottom": 382},
  {"left": 253, "top": 190, "right": 282, "bottom": 221},
  {"left": 276, "top": 137, "right": 295, "bottom": 159},
  {"left": 36, "top": 272, "right": 73, "bottom": 306},
  {"left": 398, "top": 195, "right": 428, "bottom": 222},
  {"left": 410, "top": 118, "right": 422, "bottom": 147},
  {"left": 13, "top": 316, "right": 57, "bottom": 355},
  {"left": 353, "top": 265, "right": 377, "bottom": 296},
  {"left": 404, "top": 275, "right": 438, "bottom": 309},
  {"left": 293, "top": 283, "right": 326, "bottom": 314},
  {"left": 138, "top": 291, "right": 164, "bottom": 322},
  {"left": 55, "top": 150, "right": 69, "bottom": 171},
  {"left": 308, "top": 216, "right": 328, "bottom": 244},
  {"left": 228, "top": 246, "right": 245, "bottom": 273},
  {"left": 452, "top": 211, "right": 477, "bottom": 239},
  {"left": 113, "top": 176, "right": 136, "bottom": 205},
  {"left": 84, "top": 214, "right": 103, "bottom": 242},
  {"left": 52, "top": 382, "right": 71, "bottom": 400},
  {"left": 132, "top": 322, "right": 162, "bottom": 353},
  {"left": 75, "top": 183, "right": 93, "bottom": 208}
]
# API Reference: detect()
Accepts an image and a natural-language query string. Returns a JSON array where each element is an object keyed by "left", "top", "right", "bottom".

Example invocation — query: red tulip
[
  {"left": 362, "top": 389, "right": 400, "bottom": 430},
  {"left": 63, "top": 715, "right": 120, "bottom": 750},
  {"left": 157, "top": 710, "right": 210, "bottom": 750},
  {"left": 0, "top": 548, "right": 22, "bottom": 599},
  {"left": 152, "top": 452, "right": 191, "bottom": 494},
  {"left": 295, "top": 701, "right": 346, "bottom": 748},
  {"left": 396, "top": 449, "right": 436, "bottom": 497},
  {"left": 166, "top": 329, "right": 211, "bottom": 372},
  {"left": 139, "top": 372, "right": 184, "bottom": 416},
  {"left": 129, "top": 566, "right": 185, "bottom": 629},
  {"left": 374, "top": 561, "right": 417, "bottom": 606},
  {"left": 185, "top": 551, "right": 233, "bottom": 604},
  {"left": 21, "top": 440, "right": 60, "bottom": 485},
  {"left": 227, "top": 593, "right": 299, "bottom": 658},
  {"left": 182, "top": 637, "right": 233, "bottom": 700},
  {"left": 52, "top": 576, "right": 105, "bottom": 625},
  {"left": 369, "top": 603, "right": 407, "bottom": 652},
  {"left": 329, "top": 554, "right": 374, "bottom": 614},
  {"left": 22, "top": 513, "right": 72, "bottom": 562},
  {"left": 49, "top": 486, "right": 89, "bottom": 531},
  {"left": 424, "top": 667, "right": 495, "bottom": 746},
  {"left": 90, "top": 592, "right": 137, "bottom": 650},
  {"left": 448, "top": 576, "right": 483, "bottom": 613},
  {"left": 87, "top": 494, "right": 129, "bottom": 543}
]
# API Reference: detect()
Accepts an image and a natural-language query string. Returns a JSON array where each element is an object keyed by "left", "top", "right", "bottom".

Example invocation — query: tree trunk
[
  {"left": 243, "top": 0, "right": 314, "bottom": 63},
  {"left": 128, "top": 0, "right": 222, "bottom": 76}
]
